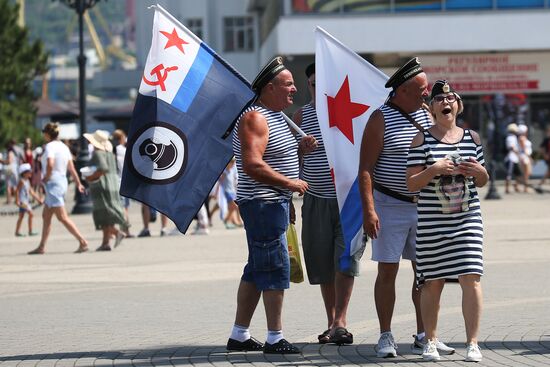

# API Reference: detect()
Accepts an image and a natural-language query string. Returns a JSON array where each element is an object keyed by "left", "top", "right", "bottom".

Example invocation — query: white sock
[
  {"left": 229, "top": 324, "right": 250, "bottom": 342},
  {"left": 266, "top": 330, "right": 283, "bottom": 344},
  {"left": 416, "top": 332, "right": 426, "bottom": 341}
]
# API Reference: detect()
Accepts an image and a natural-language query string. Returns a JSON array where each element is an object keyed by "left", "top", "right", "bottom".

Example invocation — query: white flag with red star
[{"left": 315, "top": 27, "right": 389, "bottom": 269}]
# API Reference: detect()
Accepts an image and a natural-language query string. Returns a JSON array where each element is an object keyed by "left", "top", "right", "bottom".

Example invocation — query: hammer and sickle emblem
[{"left": 142, "top": 64, "right": 179, "bottom": 91}]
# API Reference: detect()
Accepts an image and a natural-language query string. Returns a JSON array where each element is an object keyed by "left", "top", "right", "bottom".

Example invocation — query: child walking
[{"left": 15, "top": 163, "right": 43, "bottom": 237}]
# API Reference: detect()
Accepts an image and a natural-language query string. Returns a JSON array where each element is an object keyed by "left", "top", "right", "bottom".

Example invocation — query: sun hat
[
  {"left": 18, "top": 163, "right": 32, "bottom": 175},
  {"left": 83, "top": 130, "right": 113, "bottom": 152},
  {"left": 517, "top": 124, "right": 528, "bottom": 135},
  {"left": 507, "top": 123, "right": 519, "bottom": 134}
]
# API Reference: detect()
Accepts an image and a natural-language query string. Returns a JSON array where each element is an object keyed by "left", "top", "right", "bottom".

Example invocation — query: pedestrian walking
[
  {"left": 539, "top": 126, "right": 550, "bottom": 186},
  {"left": 112, "top": 129, "right": 133, "bottom": 237},
  {"left": 2, "top": 140, "right": 20, "bottom": 205},
  {"left": 28, "top": 122, "right": 88, "bottom": 255},
  {"left": 504, "top": 123, "right": 521, "bottom": 194},
  {"left": 14, "top": 163, "right": 43, "bottom": 237},
  {"left": 517, "top": 124, "right": 533, "bottom": 192},
  {"left": 83, "top": 130, "right": 128, "bottom": 251}
]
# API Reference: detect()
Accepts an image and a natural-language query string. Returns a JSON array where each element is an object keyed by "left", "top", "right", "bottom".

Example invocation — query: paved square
[{"left": 1, "top": 185, "right": 549, "bottom": 366}]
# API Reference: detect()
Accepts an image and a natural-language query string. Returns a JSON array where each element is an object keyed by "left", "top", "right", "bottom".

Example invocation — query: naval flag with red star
[{"left": 315, "top": 27, "right": 390, "bottom": 270}]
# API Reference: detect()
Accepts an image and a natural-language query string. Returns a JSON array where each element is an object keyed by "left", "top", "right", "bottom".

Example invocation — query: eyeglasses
[
  {"left": 440, "top": 174, "right": 465, "bottom": 186},
  {"left": 433, "top": 94, "right": 457, "bottom": 103}
]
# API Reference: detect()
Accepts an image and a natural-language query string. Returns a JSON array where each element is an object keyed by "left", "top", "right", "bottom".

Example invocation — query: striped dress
[
  {"left": 233, "top": 104, "right": 299, "bottom": 203},
  {"left": 299, "top": 103, "right": 336, "bottom": 198},
  {"left": 407, "top": 129, "right": 485, "bottom": 285},
  {"left": 374, "top": 105, "right": 432, "bottom": 197}
]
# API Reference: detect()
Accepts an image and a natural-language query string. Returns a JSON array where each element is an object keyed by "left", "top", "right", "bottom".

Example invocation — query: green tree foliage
[{"left": 0, "top": 0, "right": 48, "bottom": 147}]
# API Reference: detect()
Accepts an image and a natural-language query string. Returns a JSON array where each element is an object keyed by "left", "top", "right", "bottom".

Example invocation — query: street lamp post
[{"left": 58, "top": 0, "right": 100, "bottom": 214}]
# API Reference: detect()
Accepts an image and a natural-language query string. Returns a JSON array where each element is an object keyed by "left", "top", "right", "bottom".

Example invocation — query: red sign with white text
[{"left": 417, "top": 53, "right": 550, "bottom": 94}]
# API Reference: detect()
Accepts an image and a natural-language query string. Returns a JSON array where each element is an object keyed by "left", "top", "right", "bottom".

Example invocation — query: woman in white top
[
  {"left": 28, "top": 122, "right": 89, "bottom": 254},
  {"left": 517, "top": 124, "right": 533, "bottom": 192}
]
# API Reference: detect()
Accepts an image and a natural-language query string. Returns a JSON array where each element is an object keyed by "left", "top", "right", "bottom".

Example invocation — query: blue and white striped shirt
[
  {"left": 233, "top": 105, "right": 299, "bottom": 203},
  {"left": 373, "top": 104, "right": 432, "bottom": 196},
  {"left": 299, "top": 103, "right": 336, "bottom": 199}
]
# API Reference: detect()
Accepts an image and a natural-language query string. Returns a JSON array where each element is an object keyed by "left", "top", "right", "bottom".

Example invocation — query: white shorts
[{"left": 371, "top": 190, "right": 417, "bottom": 263}]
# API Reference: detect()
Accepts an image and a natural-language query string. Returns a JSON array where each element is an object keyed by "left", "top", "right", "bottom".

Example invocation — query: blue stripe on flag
[
  {"left": 339, "top": 177, "right": 363, "bottom": 271},
  {"left": 171, "top": 44, "right": 214, "bottom": 112}
]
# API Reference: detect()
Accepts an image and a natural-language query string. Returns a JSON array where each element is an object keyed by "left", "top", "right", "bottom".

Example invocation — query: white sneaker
[
  {"left": 375, "top": 332, "right": 397, "bottom": 358},
  {"left": 168, "top": 228, "right": 182, "bottom": 236},
  {"left": 412, "top": 335, "right": 455, "bottom": 355},
  {"left": 465, "top": 343, "right": 482, "bottom": 362},
  {"left": 422, "top": 339, "right": 441, "bottom": 361},
  {"left": 192, "top": 227, "right": 209, "bottom": 235}
]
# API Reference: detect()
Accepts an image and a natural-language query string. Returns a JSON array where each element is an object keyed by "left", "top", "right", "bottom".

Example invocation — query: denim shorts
[
  {"left": 120, "top": 195, "right": 131, "bottom": 208},
  {"left": 239, "top": 199, "right": 290, "bottom": 291},
  {"left": 224, "top": 189, "right": 236, "bottom": 203},
  {"left": 44, "top": 175, "right": 68, "bottom": 208}
]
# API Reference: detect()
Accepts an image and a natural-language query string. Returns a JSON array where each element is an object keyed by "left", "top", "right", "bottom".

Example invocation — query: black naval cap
[
  {"left": 430, "top": 79, "right": 456, "bottom": 100},
  {"left": 385, "top": 57, "right": 424, "bottom": 89},
  {"left": 251, "top": 56, "right": 287, "bottom": 92},
  {"left": 305, "top": 63, "right": 315, "bottom": 78}
]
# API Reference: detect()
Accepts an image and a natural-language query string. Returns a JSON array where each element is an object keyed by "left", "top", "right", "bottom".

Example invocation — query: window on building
[
  {"left": 186, "top": 18, "right": 203, "bottom": 39},
  {"left": 223, "top": 16, "right": 254, "bottom": 52}
]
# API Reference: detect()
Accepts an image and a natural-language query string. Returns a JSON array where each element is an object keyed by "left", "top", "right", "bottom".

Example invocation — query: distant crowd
[{"left": 0, "top": 128, "right": 244, "bottom": 252}]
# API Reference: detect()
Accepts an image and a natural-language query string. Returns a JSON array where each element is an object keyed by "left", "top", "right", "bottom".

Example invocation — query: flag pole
[
  {"left": 282, "top": 113, "right": 307, "bottom": 138},
  {"left": 150, "top": 4, "right": 202, "bottom": 45}
]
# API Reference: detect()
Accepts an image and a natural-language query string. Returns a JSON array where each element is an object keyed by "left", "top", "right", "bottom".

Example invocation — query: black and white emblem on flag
[{"left": 128, "top": 122, "right": 188, "bottom": 184}]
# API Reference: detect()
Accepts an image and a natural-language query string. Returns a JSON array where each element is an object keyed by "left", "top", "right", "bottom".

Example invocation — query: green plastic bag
[{"left": 286, "top": 223, "right": 304, "bottom": 283}]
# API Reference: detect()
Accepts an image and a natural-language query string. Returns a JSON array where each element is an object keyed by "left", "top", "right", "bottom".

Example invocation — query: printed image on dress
[{"left": 436, "top": 174, "right": 470, "bottom": 214}]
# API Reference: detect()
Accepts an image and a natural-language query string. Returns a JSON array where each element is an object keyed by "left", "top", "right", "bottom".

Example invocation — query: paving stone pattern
[{"left": 0, "top": 185, "right": 549, "bottom": 366}]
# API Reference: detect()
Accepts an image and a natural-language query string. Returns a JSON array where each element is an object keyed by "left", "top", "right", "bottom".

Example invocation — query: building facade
[{"left": 135, "top": 0, "right": 550, "bottom": 160}]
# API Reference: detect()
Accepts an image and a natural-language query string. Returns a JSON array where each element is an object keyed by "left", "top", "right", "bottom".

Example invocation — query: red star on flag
[
  {"left": 160, "top": 28, "right": 188, "bottom": 54},
  {"left": 327, "top": 76, "right": 370, "bottom": 144}
]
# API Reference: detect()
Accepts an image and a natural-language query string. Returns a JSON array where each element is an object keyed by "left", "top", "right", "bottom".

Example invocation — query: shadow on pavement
[{"left": 1, "top": 340, "right": 549, "bottom": 366}]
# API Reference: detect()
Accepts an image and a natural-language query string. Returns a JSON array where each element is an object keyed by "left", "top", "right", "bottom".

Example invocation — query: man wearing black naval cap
[
  {"left": 226, "top": 57, "right": 316, "bottom": 354},
  {"left": 358, "top": 58, "right": 454, "bottom": 357}
]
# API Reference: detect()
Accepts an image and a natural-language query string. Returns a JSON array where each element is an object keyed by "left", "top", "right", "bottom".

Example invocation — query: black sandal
[
  {"left": 329, "top": 327, "right": 354, "bottom": 345},
  {"left": 263, "top": 339, "right": 300, "bottom": 354},
  {"left": 226, "top": 337, "right": 263, "bottom": 351},
  {"left": 96, "top": 244, "right": 111, "bottom": 252},
  {"left": 318, "top": 329, "right": 331, "bottom": 344}
]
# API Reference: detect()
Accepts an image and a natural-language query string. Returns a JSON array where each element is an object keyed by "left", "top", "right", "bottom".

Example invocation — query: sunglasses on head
[{"left": 433, "top": 94, "right": 457, "bottom": 103}]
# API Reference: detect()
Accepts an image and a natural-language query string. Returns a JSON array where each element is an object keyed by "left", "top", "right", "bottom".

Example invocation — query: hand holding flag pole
[
  {"left": 282, "top": 113, "right": 307, "bottom": 138},
  {"left": 121, "top": 4, "right": 311, "bottom": 233},
  {"left": 121, "top": 4, "right": 258, "bottom": 233}
]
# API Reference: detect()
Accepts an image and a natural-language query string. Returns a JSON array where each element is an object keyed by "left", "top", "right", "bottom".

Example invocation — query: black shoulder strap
[{"left": 386, "top": 101, "right": 425, "bottom": 133}]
